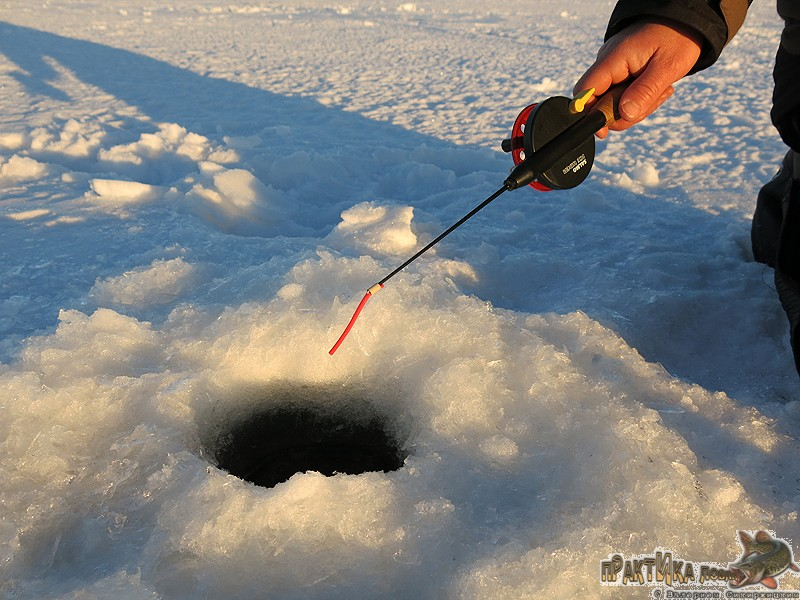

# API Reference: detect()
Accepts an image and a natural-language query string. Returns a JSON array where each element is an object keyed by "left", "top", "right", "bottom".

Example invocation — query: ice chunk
[
  {"left": 631, "top": 160, "right": 660, "bottom": 186},
  {"left": 29, "top": 119, "right": 104, "bottom": 159},
  {"left": 90, "top": 258, "right": 199, "bottom": 308},
  {"left": 20, "top": 308, "right": 163, "bottom": 381},
  {"left": 100, "top": 123, "right": 213, "bottom": 164},
  {"left": 87, "top": 178, "right": 164, "bottom": 204},
  {"left": 0, "top": 131, "right": 28, "bottom": 150},
  {"left": 185, "top": 166, "right": 289, "bottom": 235},
  {"left": 98, "top": 123, "right": 238, "bottom": 183},
  {"left": 0, "top": 155, "right": 48, "bottom": 182},
  {"left": 327, "top": 201, "right": 417, "bottom": 256}
]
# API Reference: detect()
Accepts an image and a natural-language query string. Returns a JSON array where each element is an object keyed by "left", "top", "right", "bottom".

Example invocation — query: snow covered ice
[{"left": 1, "top": 1, "right": 800, "bottom": 598}]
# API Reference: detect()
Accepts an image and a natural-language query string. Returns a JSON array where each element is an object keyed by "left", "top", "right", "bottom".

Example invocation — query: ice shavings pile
[{"left": 2, "top": 245, "right": 791, "bottom": 598}]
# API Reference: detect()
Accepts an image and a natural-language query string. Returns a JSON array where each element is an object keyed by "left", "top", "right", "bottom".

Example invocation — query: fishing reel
[{"left": 502, "top": 94, "right": 596, "bottom": 191}]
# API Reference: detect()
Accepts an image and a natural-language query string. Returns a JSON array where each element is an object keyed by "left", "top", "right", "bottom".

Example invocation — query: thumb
[{"left": 618, "top": 69, "right": 671, "bottom": 122}]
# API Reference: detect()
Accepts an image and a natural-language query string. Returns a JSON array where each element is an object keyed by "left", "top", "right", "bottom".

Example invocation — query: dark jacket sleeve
[
  {"left": 606, "top": 0, "right": 753, "bottom": 73},
  {"left": 774, "top": 3, "right": 800, "bottom": 150}
]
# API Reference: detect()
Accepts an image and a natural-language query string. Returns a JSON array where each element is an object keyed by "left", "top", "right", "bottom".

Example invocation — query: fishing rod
[{"left": 329, "top": 83, "right": 626, "bottom": 355}]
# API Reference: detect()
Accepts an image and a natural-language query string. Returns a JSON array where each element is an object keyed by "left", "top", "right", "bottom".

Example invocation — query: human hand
[{"left": 574, "top": 19, "right": 703, "bottom": 138}]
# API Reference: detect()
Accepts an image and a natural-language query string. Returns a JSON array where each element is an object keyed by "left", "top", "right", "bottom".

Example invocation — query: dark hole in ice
[{"left": 208, "top": 386, "right": 408, "bottom": 489}]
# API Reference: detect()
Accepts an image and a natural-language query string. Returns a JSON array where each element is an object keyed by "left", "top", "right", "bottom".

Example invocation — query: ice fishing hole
[{"left": 206, "top": 384, "right": 410, "bottom": 489}]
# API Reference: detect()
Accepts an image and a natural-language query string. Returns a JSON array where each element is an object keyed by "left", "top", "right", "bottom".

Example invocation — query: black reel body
[{"left": 503, "top": 95, "right": 595, "bottom": 191}]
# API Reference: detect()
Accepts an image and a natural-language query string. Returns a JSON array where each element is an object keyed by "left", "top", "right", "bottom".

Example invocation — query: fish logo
[{"left": 728, "top": 530, "right": 800, "bottom": 589}]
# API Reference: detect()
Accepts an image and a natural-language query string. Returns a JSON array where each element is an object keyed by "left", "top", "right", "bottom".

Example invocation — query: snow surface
[{"left": 1, "top": 1, "right": 799, "bottom": 598}]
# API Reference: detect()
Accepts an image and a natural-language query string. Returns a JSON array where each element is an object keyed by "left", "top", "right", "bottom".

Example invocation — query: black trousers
[
  {"left": 752, "top": 150, "right": 800, "bottom": 377},
  {"left": 750, "top": 14, "right": 800, "bottom": 378}
]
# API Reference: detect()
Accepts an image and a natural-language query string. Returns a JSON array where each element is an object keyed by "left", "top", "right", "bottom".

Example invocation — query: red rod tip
[{"left": 328, "top": 288, "right": 379, "bottom": 355}]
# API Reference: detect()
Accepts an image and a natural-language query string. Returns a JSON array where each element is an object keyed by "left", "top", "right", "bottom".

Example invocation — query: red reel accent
[{"left": 510, "top": 103, "right": 551, "bottom": 192}]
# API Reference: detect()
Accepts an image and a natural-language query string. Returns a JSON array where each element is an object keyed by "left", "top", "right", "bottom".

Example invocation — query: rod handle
[{"left": 587, "top": 81, "right": 629, "bottom": 128}]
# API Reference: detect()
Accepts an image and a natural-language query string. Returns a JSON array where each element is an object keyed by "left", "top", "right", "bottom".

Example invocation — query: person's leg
[
  {"left": 774, "top": 151, "right": 800, "bottom": 376},
  {"left": 751, "top": 150, "right": 793, "bottom": 267},
  {"left": 756, "top": 9, "right": 800, "bottom": 377},
  {"left": 775, "top": 271, "right": 800, "bottom": 375},
  {"left": 776, "top": 151, "right": 800, "bottom": 280},
  {"left": 752, "top": 149, "right": 800, "bottom": 377}
]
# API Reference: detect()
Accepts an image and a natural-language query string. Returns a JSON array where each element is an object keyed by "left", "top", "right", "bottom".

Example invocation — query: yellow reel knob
[{"left": 569, "top": 88, "right": 595, "bottom": 114}]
